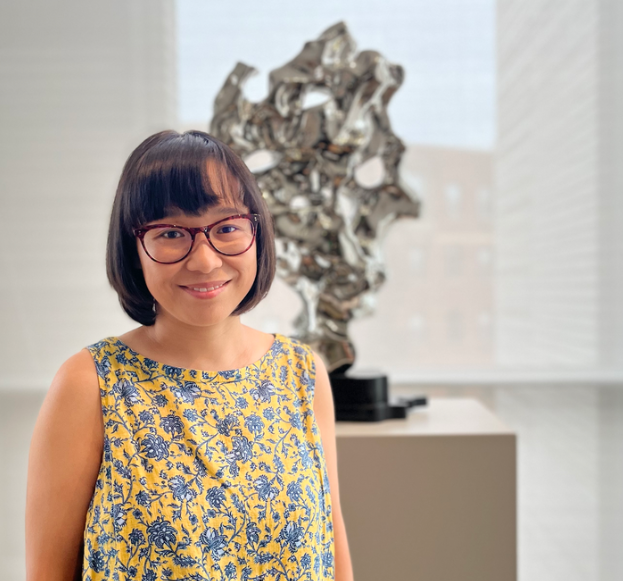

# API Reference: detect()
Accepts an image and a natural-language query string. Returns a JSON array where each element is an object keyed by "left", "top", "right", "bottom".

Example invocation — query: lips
[
  {"left": 179, "top": 280, "right": 230, "bottom": 300},
  {"left": 180, "top": 280, "right": 229, "bottom": 292}
]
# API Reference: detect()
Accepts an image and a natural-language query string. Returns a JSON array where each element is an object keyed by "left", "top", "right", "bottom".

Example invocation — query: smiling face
[
  {"left": 137, "top": 203, "right": 258, "bottom": 330},
  {"left": 107, "top": 130, "right": 276, "bottom": 328}
]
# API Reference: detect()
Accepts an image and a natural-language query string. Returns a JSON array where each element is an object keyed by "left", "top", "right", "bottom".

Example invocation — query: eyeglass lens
[{"left": 143, "top": 217, "right": 255, "bottom": 263}]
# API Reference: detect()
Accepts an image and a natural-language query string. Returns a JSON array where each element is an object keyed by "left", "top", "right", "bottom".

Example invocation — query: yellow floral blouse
[{"left": 83, "top": 333, "right": 334, "bottom": 581}]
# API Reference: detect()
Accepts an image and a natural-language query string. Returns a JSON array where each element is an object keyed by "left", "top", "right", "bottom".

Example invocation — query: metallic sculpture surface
[{"left": 210, "top": 22, "right": 419, "bottom": 373}]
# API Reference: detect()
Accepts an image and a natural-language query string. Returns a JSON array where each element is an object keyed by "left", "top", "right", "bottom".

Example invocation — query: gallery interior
[{"left": 1, "top": 1, "right": 621, "bottom": 580}]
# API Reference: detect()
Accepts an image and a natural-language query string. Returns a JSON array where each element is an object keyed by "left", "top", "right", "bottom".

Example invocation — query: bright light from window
[{"left": 176, "top": 0, "right": 495, "bottom": 150}]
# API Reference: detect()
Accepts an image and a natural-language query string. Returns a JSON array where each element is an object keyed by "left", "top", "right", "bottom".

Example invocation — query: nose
[{"left": 185, "top": 232, "right": 223, "bottom": 272}]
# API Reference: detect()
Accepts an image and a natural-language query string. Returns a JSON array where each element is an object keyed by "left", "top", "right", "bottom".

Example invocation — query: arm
[
  {"left": 26, "top": 349, "right": 104, "bottom": 581},
  {"left": 312, "top": 351, "right": 354, "bottom": 581}
]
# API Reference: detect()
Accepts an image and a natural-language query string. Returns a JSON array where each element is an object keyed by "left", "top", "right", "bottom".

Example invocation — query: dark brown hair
[{"left": 106, "top": 129, "right": 276, "bottom": 325}]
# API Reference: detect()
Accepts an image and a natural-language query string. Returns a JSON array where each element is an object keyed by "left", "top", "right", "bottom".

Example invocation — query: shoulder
[
  {"left": 26, "top": 349, "right": 104, "bottom": 577},
  {"left": 271, "top": 335, "right": 332, "bottom": 380},
  {"left": 307, "top": 350, "right": 334, "bottom": 416},
  {"left": 308, "top": 349, "right": 330, "bottom": 385},
  {"left": 275, "top": 334, "right": 315, "bottom": 361},
  {"left": 45, "top": 348, "right": 101, "bottom": 412},
  {"left": 35, "top": 347, "right": 103, "bottom": 448},
  {"left": 58, "top": 347, "right": 99, "bottom": 377},
  {"left": 30, "top": 348, "right": 103, "bottom": 485},
  {"left": 288, "top": 342, "right": 332, "bottom": 410}
]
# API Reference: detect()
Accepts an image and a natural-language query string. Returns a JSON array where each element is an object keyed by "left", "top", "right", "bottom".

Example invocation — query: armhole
[
  {"left": 84, "top": 340, "right": 111, "bottom": 403},
  {"left": 305, "top": 344, "right": 317, "bottom": 409}
]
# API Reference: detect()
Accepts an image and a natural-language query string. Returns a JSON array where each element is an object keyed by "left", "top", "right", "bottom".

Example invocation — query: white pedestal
[{"left": 336, "top": 398, "right": 517, "bottom": 581}]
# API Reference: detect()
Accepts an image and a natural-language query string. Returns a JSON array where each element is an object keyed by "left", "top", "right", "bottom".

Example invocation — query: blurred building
[
  {"left": 351, "top": 146, "right": 494, "bottom": 376},
  {"left": 244, "top": 145, "right": 494, "bottom": 379}
]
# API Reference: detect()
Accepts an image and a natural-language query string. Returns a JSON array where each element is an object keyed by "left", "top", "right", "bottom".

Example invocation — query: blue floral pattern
[{"left": 83, "top": 334, "right": 334, "bottom": 580}]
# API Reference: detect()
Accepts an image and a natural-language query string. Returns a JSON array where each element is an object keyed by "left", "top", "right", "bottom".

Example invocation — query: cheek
[
  {"left": 136, "top": 244, "right": 154, "bottom": 285},
  {"left": 136, "top": 243, "right": 171, "bottom": 294},
  {"left": 139, "top": 264, "right": 159, "bottom": 295}
]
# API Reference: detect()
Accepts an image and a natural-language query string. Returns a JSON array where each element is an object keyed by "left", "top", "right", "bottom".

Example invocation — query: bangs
[{"left": 125, "top": 132, "right": 249, "bottom": 228}]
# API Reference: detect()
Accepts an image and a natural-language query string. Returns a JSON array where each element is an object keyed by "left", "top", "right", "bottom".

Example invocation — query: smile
[
  {"left": 180, "top": 280, "right": 230, "bottom": 299},
  {"left": 189, "top": 283, "right": 226, "bottom": 292}
]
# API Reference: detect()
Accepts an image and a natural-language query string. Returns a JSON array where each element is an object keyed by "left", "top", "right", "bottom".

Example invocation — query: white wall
[
  {"left": 598, "top": 0, "right": 623, "bottom": 371},
  {"left": 495, "top": 0, "right": 623, "bottom": 374},
  {"left": 0, "top": 0, "right": 177, "bottom": 389}
]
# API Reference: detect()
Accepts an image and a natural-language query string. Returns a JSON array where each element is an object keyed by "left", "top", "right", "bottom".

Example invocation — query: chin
[{"left": 175, "top": 305, "right": 239, "bottom": 328}]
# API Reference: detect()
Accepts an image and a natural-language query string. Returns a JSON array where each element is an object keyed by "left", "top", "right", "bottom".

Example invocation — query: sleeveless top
[{"left": 83, "top": 333, "right": 335, "bottom": 581}]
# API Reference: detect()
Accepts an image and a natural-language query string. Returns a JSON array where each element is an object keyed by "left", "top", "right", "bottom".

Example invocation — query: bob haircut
[{"left": 107, "top": 129, "right": 276, "bottom": 326}]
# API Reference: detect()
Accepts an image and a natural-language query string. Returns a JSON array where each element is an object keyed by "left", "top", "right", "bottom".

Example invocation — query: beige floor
[{"left": 2, "top": 384, "right": 622, "bottom": 581}]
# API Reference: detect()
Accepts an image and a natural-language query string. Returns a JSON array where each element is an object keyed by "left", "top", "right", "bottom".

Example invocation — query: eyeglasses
[{"left": 134, "top": 214, "right": 259, "bottom": 264}]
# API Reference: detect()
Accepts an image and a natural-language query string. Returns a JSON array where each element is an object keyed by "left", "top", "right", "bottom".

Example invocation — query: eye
[
  {"left": 157, "top": 228, "right": 186, "bottom": 239},
  {"left": 216, "top": 224, "right": 239, "bottom": 235}
]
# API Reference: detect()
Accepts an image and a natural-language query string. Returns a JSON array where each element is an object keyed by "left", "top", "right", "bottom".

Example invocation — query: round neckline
[{"left": 108, "top": 332, "right": 282, "bottom": 376}]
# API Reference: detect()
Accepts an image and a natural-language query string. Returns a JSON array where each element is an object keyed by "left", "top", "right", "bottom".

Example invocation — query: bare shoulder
[
  {"left": 28, "top": 349, "right": 103, "bottom": 498},
  {"left": 56, "top": 348, "right": 99, "bottom": 383},
  {"left": 35, "top": 348, "right": 103, "bottom": 442},
  {"left": 47, "top": 348, "right": 100, "bottom": 406}
]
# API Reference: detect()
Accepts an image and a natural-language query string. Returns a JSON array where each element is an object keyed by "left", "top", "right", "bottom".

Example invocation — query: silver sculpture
[{"left": 211, "top": 22, "right": 419, "bottom": 373}]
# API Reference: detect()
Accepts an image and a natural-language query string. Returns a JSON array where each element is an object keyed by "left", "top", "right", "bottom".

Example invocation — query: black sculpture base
[{"left": 329, "top": 371, "right": 427, "bottom": 422}]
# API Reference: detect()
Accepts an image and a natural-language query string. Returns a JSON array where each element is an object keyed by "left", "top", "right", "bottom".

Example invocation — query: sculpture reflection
[{"left": 211, "top": 22, "right": 419, "bottom": 373}]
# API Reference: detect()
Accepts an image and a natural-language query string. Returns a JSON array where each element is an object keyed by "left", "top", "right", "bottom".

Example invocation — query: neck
[{"left": 142, "top": 313, "right": 250, "bottom": 371}]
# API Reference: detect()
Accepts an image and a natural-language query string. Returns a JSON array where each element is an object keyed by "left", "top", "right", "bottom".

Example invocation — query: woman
[{"left": 26, "top": 130, "right": 353, "bottom": 581}]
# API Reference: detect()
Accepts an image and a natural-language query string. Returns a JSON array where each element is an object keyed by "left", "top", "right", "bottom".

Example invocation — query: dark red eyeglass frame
[{"left": 133, "top": 213, "right": 260, "bottom": 264}]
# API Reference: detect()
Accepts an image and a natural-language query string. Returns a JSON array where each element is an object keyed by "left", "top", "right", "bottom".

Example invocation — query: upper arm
[
  {"left": 311, "top": 351, "right": 342, "bottom": 513},
  {"left": 26, "top": 348, "right": 104, "bottom": 581}
]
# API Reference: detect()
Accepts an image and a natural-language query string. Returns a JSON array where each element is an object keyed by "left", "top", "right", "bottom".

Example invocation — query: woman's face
[{"left": 137, "top": 203, "right": 258, "bottom": 329}]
